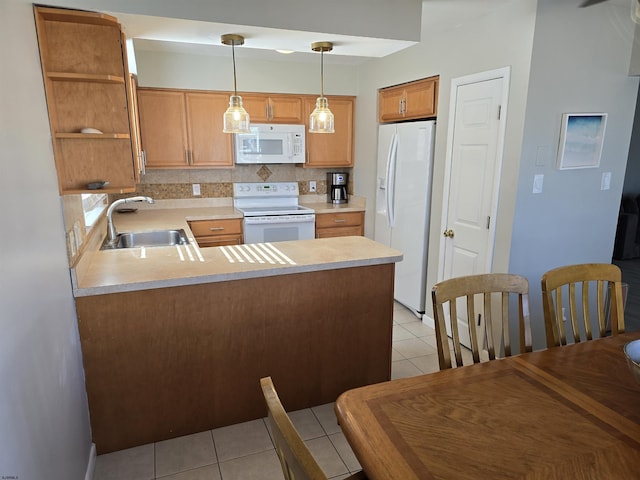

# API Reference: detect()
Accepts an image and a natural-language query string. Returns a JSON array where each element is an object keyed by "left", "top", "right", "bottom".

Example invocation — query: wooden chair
[
  {"left": 431, "top": 273, "right": 532, "bottom": 370},
  {"left": 541, "top": 263, "right": 625, "bottom": 348},
  {"left": 260, "top": 377, "right": 367, "bottom": 480}
]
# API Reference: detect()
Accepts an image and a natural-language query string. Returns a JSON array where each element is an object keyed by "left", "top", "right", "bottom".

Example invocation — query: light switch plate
[
  {"left": 533, "top": 174, "right": 544, "bottom": 194},
  {"left": 601, "top": 172, "right": 611, "bottom": 190},
  {"left": 192, "top": 183, "right": 201, "bottom": 196}
]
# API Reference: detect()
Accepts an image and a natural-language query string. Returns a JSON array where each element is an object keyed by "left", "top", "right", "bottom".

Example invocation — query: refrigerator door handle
[{"left": 386, "top": 132, "right": 399, "bottom": 228}]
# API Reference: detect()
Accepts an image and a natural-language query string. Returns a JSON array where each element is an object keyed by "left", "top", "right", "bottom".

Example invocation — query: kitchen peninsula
[{"left": 72, "top": 206, "right": 401, "bottom": 454}]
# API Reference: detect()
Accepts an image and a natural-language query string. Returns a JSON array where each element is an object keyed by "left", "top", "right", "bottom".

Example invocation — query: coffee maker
[{"left": 327, "top": 172, "right": 349, "bottom": 204}]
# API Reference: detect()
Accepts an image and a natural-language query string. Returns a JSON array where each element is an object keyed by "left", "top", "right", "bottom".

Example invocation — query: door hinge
[
  {"left": 498, "top": 105, "right": 502, "bottom": 120},
  {"left": 486, "top": 216, "right": 491, "bottom": 229}
]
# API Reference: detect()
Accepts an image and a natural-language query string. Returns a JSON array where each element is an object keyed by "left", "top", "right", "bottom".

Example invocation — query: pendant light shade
[
  {"left": 309, "top": 42, "right": 334, "bottom": 134},
  {"left": 222, "top": 34, "right": 250, "bottom": 133}
]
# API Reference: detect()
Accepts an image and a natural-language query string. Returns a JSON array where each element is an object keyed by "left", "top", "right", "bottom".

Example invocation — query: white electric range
[{"left": 233, "top": 182, "right": 315, "bottom": 244}]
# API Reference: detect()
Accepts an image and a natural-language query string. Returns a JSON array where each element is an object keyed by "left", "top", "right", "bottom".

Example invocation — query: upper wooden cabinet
[
  {"left": 378, "top": 76, "right": 439, "bottom": 123},
  {"left": 242, "top": 94, "right": 303, "bottom": 123},
  {"left": 303, "top": 96, "right": 355, "bottom": 168},
  {"left": 137, "top": 89, "right": 233, "bottom": 168},
  {"left": 34, "top": 6, "right": 137, "bottom": 194}
]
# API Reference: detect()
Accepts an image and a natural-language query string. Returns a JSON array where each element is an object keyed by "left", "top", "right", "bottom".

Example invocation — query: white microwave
[{"left": 234, "top": 124, "right": 306, "bottom": 164}]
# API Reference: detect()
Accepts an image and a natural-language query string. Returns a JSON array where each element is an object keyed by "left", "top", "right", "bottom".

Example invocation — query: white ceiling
[
  {"left": 115, "top": 12, "right": 418, "bottom": 64},
  {"left": 111, "top": 0, "right": 579, "bottom": 65}
]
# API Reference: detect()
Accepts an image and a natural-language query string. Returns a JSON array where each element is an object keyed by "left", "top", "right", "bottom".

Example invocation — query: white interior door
[{"left": 439, "top": 68, "right": 509, "bottom": 345}]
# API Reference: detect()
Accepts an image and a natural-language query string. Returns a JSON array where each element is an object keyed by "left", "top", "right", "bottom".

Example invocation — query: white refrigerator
[{"left": 374, "top": 120, "right": 435, "bottom": 318}]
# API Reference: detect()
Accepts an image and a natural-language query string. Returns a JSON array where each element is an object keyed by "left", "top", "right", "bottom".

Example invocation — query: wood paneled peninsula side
[{"left": 72, "top": 209, "right": 400, "bottom": 454}]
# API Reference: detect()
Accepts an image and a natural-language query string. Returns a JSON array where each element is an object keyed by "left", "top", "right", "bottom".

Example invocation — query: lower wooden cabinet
[
  {"left": 188, "top": 218, "right": 243, "bottom": 247},
  {"left": 315, "top": 211, "right": 364, "bottom": 238}
]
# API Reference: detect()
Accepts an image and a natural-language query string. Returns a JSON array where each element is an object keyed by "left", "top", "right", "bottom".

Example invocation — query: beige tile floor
[{"left": 93, "top": 302, "right": 443, "bottom": 480}]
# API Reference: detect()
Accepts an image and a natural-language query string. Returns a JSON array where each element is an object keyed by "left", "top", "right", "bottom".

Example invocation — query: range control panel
[{"left": 233, "top": 182, "right": 299, "bottom": 199}]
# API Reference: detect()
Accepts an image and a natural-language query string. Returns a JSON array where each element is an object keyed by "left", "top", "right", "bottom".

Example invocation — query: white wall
[
  {"left": 509, "top": 0, "right": 639, "bottom": 348},
  {"left": 354, "top": 0, "right": 538, "bottom": 314},
  {"left": 134, "top": 47, "right": 359, "bottom": 94},
  {"left": 0, "top": 1, "right": 92, "bottom": 479}
]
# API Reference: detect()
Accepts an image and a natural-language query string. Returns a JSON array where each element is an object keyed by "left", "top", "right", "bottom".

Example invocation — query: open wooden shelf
[
  {"left": 35, "top": 7, "right": 120, "bottom": 26},
  {"left": 55, "top": 133, "right": 131, "bottom": 139},
  {"left": 47, "top": 72, "right": 125, "bottom": 84},
  {"left": 34, "top": 5, "right": 137, "bottom": 195}
]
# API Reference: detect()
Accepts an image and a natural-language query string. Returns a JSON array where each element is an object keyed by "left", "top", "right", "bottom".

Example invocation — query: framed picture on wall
[{"left": 557, "top": 113, "right": 607, "bottom": 170}]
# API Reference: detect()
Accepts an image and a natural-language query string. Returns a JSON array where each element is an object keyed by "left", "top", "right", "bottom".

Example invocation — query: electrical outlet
[
  {"left": 309, "top": 181, "right": 317, "bottom": 193},
  {"left": 192, "top": 183, "right": 201, "bottom": 196}
]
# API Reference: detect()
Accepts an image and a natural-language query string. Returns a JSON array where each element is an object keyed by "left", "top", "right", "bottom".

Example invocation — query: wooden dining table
[{"left": 335, "top": 332, "right": 640, "bottom": 479}]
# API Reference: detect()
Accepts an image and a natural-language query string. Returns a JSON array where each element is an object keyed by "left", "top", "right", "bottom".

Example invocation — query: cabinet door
[
  {"left": 268, "top": 95, "right": 303, "bottom": 123},
  {"left": 379, "top": 77, "right": 439, "bottom": 123},
  {"left": 304, "top": 96, "right": 355, "bottom": 168},
  {"left": 138, "top": 89, "right": 188, "bottom": 168},
  {"left": 126, "top": 72, "right": 144, "bottom": 180},
  {"left": 242, "top": 94, "right": 303, "bottom": 123},
  {"left": 241, "top": 94, "right": 270, "bottom": 123},
  {"left": 186, "top": 92, "right": 233, "bottom": 167},
  {"left": 403, "top": 78, "right": 437, "bottom": 120},
  {"left": 378, "top": 86, "right": 405, "bottom": 123}
]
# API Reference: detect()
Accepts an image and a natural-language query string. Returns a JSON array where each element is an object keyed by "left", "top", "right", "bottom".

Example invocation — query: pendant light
[
  {"left": 221, "top": 34, "right": 250, "bottom": 133},
  {"left": 309, "top": 41, "right": 334, "bottom": 134}
]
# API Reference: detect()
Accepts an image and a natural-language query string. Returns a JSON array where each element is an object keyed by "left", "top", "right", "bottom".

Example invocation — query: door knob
[{"left": 443, "top": 229, "right": 455, "bottom": 238}]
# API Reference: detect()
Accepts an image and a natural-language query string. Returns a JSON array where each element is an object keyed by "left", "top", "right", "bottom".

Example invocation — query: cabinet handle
[
  {"left": 334, "top": 219, "right": 346, "bottom": 223},
  {"left": 209, "top": 227, "right": 225, "bottom": 231},
  {"left": 141, "top": 150, "right": 146, "bottom": 175},
  {"left": 399, "top": 98, "right": 403, "bottom": 114}
]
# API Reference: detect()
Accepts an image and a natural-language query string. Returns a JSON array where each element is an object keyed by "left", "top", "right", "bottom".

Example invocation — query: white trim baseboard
[
  {"left": 84, "top": 443, "right": 96, "bottom": 480},
  {"left": 422, "top": 314, "right": 435, "bottom": 330}
]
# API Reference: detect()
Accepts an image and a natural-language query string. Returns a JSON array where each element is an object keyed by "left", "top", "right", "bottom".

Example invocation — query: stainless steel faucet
[{"left": 105, "top": 196, "right": 154, "bottom": 246}]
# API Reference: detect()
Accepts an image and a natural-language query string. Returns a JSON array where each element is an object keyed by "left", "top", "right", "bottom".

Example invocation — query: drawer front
[
  {"left": 188, "top": 218, "right": 242, "bottom": 237},
  {"left": 316, "top": 211, "right": 363, "bottom": 229},
  {"left": 316, "top": 226, "right": 363, "bottom": 238},
  {"left": 196, "top": 234, "right": 243, "bottom": 247}
]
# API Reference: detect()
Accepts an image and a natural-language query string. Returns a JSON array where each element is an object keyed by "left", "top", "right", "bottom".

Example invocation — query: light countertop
[{"left": 71, "top": 197, "right": 401, "bottom": 298}]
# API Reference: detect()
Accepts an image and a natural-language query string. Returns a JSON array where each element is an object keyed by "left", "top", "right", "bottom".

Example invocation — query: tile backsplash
[{"left": 112, "top": 165, "right": 352, "bottom": 200}]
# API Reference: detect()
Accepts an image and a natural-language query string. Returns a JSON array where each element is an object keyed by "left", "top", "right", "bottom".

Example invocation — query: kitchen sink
[{"left": 101, "top": 229, "right": 190, "bottom": 250}]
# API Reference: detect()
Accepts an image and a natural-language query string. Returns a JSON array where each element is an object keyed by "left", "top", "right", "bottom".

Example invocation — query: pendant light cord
[
  {"left": 320, "top": 49, "right": 325, "bottom": 98},
  {"left": 232, "top": 43, "right": 238, "bottom": 95}
]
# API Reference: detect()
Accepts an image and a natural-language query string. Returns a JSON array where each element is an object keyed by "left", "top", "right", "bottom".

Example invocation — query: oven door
[{"left": 243, "top": 214, "right": 315, "bottom": 244}]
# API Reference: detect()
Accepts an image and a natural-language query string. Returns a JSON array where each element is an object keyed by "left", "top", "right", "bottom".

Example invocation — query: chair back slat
[
  {"left": 502, "top": 292, "right": 511, "bottom": 357},
  {"left": 431, "top": 273, "right": 532, "bottom": 370},
  {"left": 541, "top": 263, "right": 625, "bottom": 348},
  {"left": 261, "top": 377, "right": 327, "bottom": 480}
]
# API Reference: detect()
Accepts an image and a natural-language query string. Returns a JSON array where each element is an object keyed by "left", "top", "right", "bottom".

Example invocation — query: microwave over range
[{"left": 234, "top": 123, "right": 306, "bottom": 164}]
